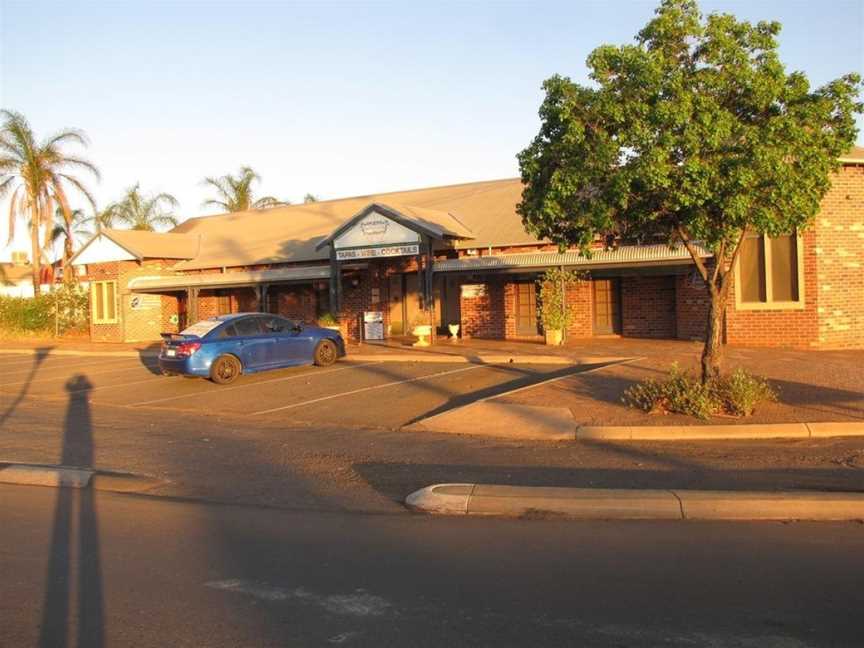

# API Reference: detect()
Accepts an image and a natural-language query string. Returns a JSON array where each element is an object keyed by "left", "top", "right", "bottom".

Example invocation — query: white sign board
[
  {"left": 461, "top": 284, "right": 487, "bottom": 298},
  {"left": 336, "top": 244, "right": 419, "bottom": 261},
  {"left": 129, "top": 294, "right": 161, "bottom": 310},
  {"left": 334, "top": 212, "right": 420, "bottom": 249}
]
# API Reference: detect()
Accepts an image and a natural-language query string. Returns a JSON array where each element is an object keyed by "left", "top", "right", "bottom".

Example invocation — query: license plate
[{"left": 165, "top": 349, "right": 176, "bottom": 357}]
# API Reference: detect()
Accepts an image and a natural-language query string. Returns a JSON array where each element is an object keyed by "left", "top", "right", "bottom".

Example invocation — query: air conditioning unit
[{"left": 10, "top": 251, "right": 28, "bottom": 266}]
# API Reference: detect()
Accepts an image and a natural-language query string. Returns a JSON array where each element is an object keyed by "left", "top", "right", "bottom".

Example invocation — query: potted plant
[
  {"left": 538, "top": 268, "right": 585, "bottom": 346},
  {"left": 318, "top": 311, "right": 341, "bottom": 332},
  {"left": 411, "top": 313, "right": 433, "bottom": 347}
]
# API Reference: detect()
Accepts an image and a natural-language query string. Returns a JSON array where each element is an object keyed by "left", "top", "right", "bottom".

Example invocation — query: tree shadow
[
  {"left": 0, "top": 346, "right": 53, "bottom": 429},
  {"left": 38, "top": 374, "right": 104, "bottom": 648}
]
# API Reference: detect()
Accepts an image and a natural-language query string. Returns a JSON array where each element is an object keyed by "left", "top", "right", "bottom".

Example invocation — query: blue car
[{"left": 158, "top": 313, "right": 346, "bottom": 384}]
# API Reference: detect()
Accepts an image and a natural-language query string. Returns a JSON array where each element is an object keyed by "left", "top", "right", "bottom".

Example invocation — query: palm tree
[
  {"left": 83, "top": 205, "right": 121, "bottom": 230},
  {"left": 201, "top": 166, "right": 289, "bottom": 212},
  {"left": 110, "top": 183, "right": 179, "bottom": 231},
  {"left": 51, "top": 206, "right": 92, "bottom": 270},
  {"left": 0, "top": 110, "right": 98, "bottom": 295}
]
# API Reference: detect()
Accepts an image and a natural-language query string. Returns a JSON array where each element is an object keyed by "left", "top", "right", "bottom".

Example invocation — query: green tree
[
  {"left": 517, "top": 0, "right": 861, "bottom": 382},
  {"left": 201, "top": 166, "right": 289, "bottom": 212},
  {"left": 51, "top": 206, "right": 92, "bottom": 273},
  {"left": 0, "top": 110, "right": 99, "bottom": 295},
  {"left": 110, "top": 183, "right": 179, "bottom": 231},
  {"left": 303, "top": 193, "right": 318, "bottom": 203}
]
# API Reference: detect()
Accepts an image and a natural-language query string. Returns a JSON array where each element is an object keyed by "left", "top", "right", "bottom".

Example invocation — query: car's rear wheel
[
  {"left": 314, "top": 339, "right": 338, "bottom": 367},
  {"left": 211, "top": 354, "right": 242, "bottom": 384}
]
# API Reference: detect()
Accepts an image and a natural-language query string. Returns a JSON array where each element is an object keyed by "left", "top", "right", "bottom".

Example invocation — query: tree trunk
[
  {"left": 701, "top": 286, "right": 725, "bottom": 383},
  {"left": 30, "top": 214, "right": 42, "bottom": 298}
]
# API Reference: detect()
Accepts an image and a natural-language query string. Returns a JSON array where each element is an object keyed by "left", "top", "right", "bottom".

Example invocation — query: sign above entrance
[
  {"left": 335, "top": 244, "right": 419, "bottom": 261},
  {"left": 334, "top": 212, "right": 421, "bottom": 250}
]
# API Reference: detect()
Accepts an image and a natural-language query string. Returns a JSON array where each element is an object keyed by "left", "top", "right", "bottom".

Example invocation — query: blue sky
[{"left": 1, "top": 0, "right": 862, "bottom": 258}]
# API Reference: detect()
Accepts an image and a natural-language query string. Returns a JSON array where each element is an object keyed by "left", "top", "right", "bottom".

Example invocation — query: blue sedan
[{"left": 158, "top": 313, "right": 346, "bottom": 384}]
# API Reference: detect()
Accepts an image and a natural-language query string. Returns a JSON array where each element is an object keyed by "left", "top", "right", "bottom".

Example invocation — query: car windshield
[{"left": 180, "top": 319, "right": 222, "bottom": 338}]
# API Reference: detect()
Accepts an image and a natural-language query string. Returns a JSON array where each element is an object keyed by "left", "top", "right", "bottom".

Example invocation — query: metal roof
[
  {"left": 129, "top": 265, "right": 331, "bottom": 292},
  {"left": 433, "top": 244, "right": 709, "bottom": 272}
]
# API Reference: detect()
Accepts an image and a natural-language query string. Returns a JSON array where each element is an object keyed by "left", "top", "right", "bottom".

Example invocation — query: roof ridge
[{"left": 173, "top": 177, "right": 520, "bottom": 228}]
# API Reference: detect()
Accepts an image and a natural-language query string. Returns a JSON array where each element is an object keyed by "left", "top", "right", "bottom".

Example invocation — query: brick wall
[
  {"left": 564, "top": 279, "right": 593, "bottom": 339},
  {"left": 813, "top": 164, "right": 864, "bottom": 348},
  {"left": 621, "top": 276, "right": 676, "bottom": 338},
  {"left": 675, "top": 272, "right": 709, "bottom": 341},
  {"left": 460, "top": 278, "right": 510, "bottom": 339}
]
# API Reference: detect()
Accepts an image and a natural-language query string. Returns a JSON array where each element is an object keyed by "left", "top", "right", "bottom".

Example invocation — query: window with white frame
[
  {"left": 735, "top": 231, "right": 804, "bottom": 309},
  {"left": 91, "top": 280, "right": 118, "bottom": 323}
]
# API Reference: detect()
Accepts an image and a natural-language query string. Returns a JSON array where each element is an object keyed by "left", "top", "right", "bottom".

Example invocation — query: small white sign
[
  {"left": 460, "top": 284, "right": 487, "bottom": 298},
  {"left": 336, "top": 244, "right": 419, "bottom": 261},
  {"left": 129, "top": 294, "right": 161, "bottom": 310},
  {"left": 334, "top": 212, "right": 420, "bottom": 249}
]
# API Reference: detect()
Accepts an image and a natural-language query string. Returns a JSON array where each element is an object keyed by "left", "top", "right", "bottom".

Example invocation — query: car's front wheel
[
  {"left": 210, "top": 354, "right": 242, "bottom": 384},
  {"left": 313, "top": 339, "right": 338, "bottom": 367}
]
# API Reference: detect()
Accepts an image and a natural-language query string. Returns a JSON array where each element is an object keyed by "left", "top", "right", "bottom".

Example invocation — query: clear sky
[{"left": 0, "top": 0, "right": 862, "bottom": 259}]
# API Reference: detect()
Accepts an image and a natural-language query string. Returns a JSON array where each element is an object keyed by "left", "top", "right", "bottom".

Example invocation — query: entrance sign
[
  {"left": 129, "top": 294, "right": 161, "bottom": 310},
  {"left": 461, "top": 284, "right": 487, "bottom": 298},
  {"left": 336, "top": 244, "right": 419, "bottom": 261},
  {"left": 363, "top": 311, "right": 384, "bottom": 341},
  {"left": 334, "top": 212, "right": 421, "bottom": 250}
]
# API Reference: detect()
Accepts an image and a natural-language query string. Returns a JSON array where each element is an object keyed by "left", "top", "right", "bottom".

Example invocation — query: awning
[
  {"left": 433, "top": 244, "right": 709, "bottom": 273},
  {"left": 128, "top": 265, "right": 332, "bottom": 292}
]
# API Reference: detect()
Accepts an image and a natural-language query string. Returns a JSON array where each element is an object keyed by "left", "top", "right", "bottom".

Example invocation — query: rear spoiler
[{"left": 160, "top": 332, "right": 199, "bottom": 342}]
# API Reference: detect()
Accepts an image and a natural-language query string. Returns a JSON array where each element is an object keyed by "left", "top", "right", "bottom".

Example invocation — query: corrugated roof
[
  {"left": 102, "top": 229, "right": 200, "bottom": 260},
  {"left": 129, "top": 265, "right": 331, "bottom": 292},
  {"left": 172, "top": 178, "right": 529, "bottom": 270},
  {"left": 434, "top": 244, "right": 710, "bottom": 272},
  {"left": 0, "top": 263, "right": 33, "bottom": 284}
]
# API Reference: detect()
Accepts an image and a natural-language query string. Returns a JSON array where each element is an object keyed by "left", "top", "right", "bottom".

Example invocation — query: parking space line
[
  {"left": 251, "top": 364, "right": 485, "bottom": 416},
  {"left": 128, "top": 361, "right": 383, "bottom": 407},
  {"left": 0, "top": 361, "right": 156, "bottom": 387},
  {"left": 71, "top": 376, "right": 175, "bottom": 394},
  {"left": 0, "top": 355, "right": 138, "bottom": 377}
]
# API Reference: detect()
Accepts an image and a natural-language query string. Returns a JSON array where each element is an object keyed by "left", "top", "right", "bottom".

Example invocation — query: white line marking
[
  {"left": 0, "top": 355, "right": 138, "bottom": 377},
  {"left": 205, "top": 580, "right": 391, "bottom": 616},
  {"left": 252, "top": 364, "right": 484, "bottom": 416},
  {"left": 0, "top": 361, "right": 153, "bottom": 387},
  {"left": 128, "top": 361, "right": 383, "bottom": 407}
]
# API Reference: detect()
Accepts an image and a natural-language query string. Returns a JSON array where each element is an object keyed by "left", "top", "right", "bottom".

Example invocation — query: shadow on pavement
[
  {"left": 0, "top": 346, "right": 53, "bottom": 428},
  {"left": 39, "top": 374, "right": 104, "bottom": 648}
]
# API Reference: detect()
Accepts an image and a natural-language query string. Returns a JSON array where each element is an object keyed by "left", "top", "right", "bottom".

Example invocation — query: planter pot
[
  {"left": 412, "top": 324, "right": 432, "bottom": 347},
  {"left": 447, "top": 324, "right": 460, "bottom": 339},
  {"left": 544, "top": 329, "right": 563, "bottom": 346}
]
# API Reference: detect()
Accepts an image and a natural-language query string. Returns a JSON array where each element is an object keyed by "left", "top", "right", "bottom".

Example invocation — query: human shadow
[
  {"left": 38, "top": 374, "right": 104, "bottom": 648},
  {"left": 0, "top": 346, "right": 53, "bottom": 429}
]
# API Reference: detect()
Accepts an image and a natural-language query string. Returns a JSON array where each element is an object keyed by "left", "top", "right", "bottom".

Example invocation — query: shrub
[
  {"left": 718, "top": 367, "right": 778, "bottom": 416},
  {"left": 623, "top": 364, "right": 776, "bottom": 420},
  {"left": 0, "top": 284, "right": 89, "bottom": 335},
  {"left": 537, "top": 268, "right": 588, "bottom": 332},
  {"left": 318, "top": 311, "right": 339, "bottom": 326}
]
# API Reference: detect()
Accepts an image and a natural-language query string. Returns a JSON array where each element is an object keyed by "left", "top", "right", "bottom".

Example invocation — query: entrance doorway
[
  {"left": 388, "top": 274, "right": 422, "bottom": 336},
  {"left": 515, "top": 282, "right": 539, "bottom": 335},
  {"left": 593, "top": 278, "right": 621, "bottom": 335}
]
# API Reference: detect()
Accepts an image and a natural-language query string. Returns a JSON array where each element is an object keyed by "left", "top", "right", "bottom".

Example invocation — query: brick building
[{"left": 70, "top": 148, "right": 864, "bottom": 349}]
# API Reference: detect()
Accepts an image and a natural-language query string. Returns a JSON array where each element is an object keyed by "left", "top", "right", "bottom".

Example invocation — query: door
[
  {"left": 593, "top": 279, "right": 621, "bottom": 335},
  {"left": 388, "top": 275, "right": 404, "bottom": 335},
  {"left": 515, "top": 282, "right": 538, "bottom": 335},
  {"left": 233, "top": 316, "right": 277, "bottom": 370},
  {"left": 263, "top": 315, "right": 308, "bottom": 365}
]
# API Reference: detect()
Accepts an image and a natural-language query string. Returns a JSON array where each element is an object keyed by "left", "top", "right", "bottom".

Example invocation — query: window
[
  {"left": 233, "top": 317, "right": 264, "bottom": 337},
  {"left": 91, "top": 281, "right": 118, "bottom": 324},
  {"left": 735, "top": 231, "right": 804, "bottom": 309}
]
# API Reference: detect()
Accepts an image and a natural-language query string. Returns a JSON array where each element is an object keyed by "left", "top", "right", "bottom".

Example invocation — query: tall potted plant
[{"left": 538, "top": 268, "right": 585, "bottom": 346}]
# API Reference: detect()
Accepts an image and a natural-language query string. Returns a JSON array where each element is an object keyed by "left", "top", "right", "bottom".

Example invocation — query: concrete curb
[
  {"left": 577, "top": 421, "right": 864, "bottom": 441},
  {"left": 406, "top": 483, "right": 864, "bottom": 521},
  {"left": 0, "top": 463, "right": 93, "bottom": 488}
]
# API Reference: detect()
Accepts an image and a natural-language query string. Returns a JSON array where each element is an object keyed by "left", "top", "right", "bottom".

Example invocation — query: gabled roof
[
  {"left": 314, "top": 202, "right": 473, "bottom": 251},
  {"left": 171, "top": 178, "right": 527, "bottom": 270},
  {"left": 69, "top": 228, "right": 200, "bottom": 265}
]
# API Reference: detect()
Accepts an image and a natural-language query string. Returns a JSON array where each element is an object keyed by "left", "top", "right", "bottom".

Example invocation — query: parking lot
[{"left": 0, "top": 351, "right": 604, "bottom": 430}]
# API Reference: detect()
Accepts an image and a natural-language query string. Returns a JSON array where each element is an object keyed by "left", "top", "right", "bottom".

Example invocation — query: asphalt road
[
  {"left": 0, "top": 351, "right": 592, "bottom": 429},
  {"left": 3, "top": 483, "right": 863, "bottom": 647}
]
